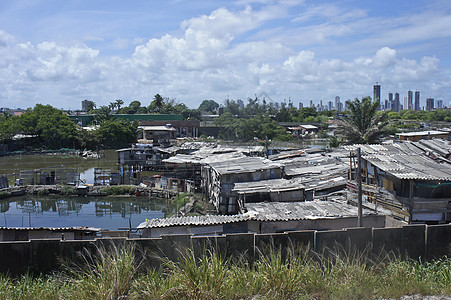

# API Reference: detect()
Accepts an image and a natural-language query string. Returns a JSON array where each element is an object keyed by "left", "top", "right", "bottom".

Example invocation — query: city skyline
[{"left": 1, "top": 0, "right": 451, "bottom": 109}]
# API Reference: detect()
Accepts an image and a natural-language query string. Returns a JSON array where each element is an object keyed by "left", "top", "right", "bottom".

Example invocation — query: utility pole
[{"left": 357, "top": 147, "right": 363, "bottom": 227}]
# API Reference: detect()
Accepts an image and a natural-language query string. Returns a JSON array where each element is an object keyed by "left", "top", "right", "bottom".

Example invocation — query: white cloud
[{"left": 0, "top": 2, "right": 450, "bottom": 109}]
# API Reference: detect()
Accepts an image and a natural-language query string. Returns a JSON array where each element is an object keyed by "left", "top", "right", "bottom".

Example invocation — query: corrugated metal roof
[
  {"left": 138, "top": 201, "right": 377, "bottom": 229},
  {"left": 137, "top": 215, "right": 247, "bottom": 229},
  {"left": 345, "top": 141, "right": 451, "bottom": 181},
  {"left": 244, "top": 201, "right": 376, "bottom": 221},
  {"left": 397, "top": 130, "right": 448, "bottom": 137},
  {"left": 208, "top": 156, "right": 282, "bottom": 175}
]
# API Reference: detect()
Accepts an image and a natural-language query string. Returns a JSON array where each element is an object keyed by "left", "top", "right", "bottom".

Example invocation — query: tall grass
[
  {"left": 0, "top": 242, "right": 449, "bottom": 299},
  {"left": 62, "top": 241, "right": 139, "bottom": 299}
]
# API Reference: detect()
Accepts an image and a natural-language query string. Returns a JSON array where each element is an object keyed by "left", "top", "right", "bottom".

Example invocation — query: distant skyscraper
[
  {"left": 328, "top": 101, "right": 333, "bottom": 111},
  {"left": 403, "top": 97, "right": 408, "bottom": 111},
  {"left": 437, "top": 100, "right": 443, "bottom": 109},
  {"left": 426, "top": 98, "right": 434, "bottom": 111},
  {"left": 373, "top": 83, "right": 381, "bottom": 110},
  {"left": 414, "top": 91, "right": 420, "bottom": 111},
  {"left": 408, "top": 91, "right": 413, "bottom": 110},
  {"left": 334, "top": 96, "right": 342, "bottom": 112},
  {"left": 298, "top": 102, "right": 303, "bottom": 109},
  {"left": 393, "top": 93, "right": 400, "bottom": 112},
  {"left": 388, "top": 93, "right": 393, "bottom": 110},
  {"left": 81, "top": 99, "right": 94, "bottom": 112},
  {"left": 309, "top": 100, "right": 314, "bottom": 108}
]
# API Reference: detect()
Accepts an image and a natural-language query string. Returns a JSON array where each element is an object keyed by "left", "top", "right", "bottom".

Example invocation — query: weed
[
  {"left": 62, "top": 241, "right": 140, "bottom": 299},
  {"left": 60, "top": 186, "right": 77, "bottom": 196},
  {"left": 101, "top": 185, "right": 136, "bottom": 195}
]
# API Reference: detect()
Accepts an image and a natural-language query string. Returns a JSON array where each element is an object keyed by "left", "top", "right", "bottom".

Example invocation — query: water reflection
[{"left": 1, "top": 195, "right": 166, "bottom": 230}]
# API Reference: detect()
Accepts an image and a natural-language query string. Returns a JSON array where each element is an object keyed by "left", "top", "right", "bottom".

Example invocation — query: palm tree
[
  {"left": 115, "top": 99, "right": 124, "bottom": 110},
  {"left": 336, "top": 96, "right": 388, "bottom": 144},
  {"left": 109, "top": 102, "right": 116, "bottom": 112},
  {"left": 149, "top": 94, "right": 164, "bottom": 113}
]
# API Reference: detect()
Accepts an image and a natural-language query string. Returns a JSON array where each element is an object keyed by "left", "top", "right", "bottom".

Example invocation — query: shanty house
[
  {"left": 137, "top": 125, "right": 176, "bottom": 144},
  {"left": 137, "top": 200, "right": 386, "bottom": 237},
  {"left": 397, "top": 130, "right": 449, "bottom": 142},
  {"left": 202, "top": 156, "right": 283, "bottom": 214},
  {"left": 346, "top": 140, "right": 451, "bottom": 224}
]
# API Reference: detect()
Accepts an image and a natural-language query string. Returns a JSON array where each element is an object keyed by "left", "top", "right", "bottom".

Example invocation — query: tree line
[
  {"left": 1, "top": 94, "right": 449, "bottom": 151},
  {"left": 0, "top": 104, "right": 137, "bottom": 151}
]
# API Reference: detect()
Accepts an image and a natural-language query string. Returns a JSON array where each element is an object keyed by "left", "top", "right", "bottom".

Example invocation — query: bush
[
  {"left": 0, "top": 191, "right": 10, "bottom": 199},
  {"left": 60, "top": 186, "right": 77, "bottom": 196},
  {"left": 100, "top": 185, "right": 136, "bottom": 195}
]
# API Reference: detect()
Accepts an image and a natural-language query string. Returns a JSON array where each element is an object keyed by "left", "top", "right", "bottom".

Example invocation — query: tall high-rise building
[
  {"left": 408, "top": 91, "right": 413, "bottom": 110},
  {"left": 334, "top": 96, "right": 341, "bottom": 112},
  {"left": 388, "top": 93, "right": 393, "bottom": 110},
  {"left": 298, "top": 102, "right": 303, "bottom": 109},
  {"left": 393, "top": 93, "right": 400, "bottom": 112},
  {"left": 309, "top": 100, "right": 314, "bottom": 108},
  {"left": 414, "top": 91, "right": 420, "bottom": 111},
  {"left": 437, "top": 100, "right": 443, "bottom": 109},
  {"left": 328, "top": 101, "right": 333, "bottom": 111},
  {"left": 426, "top": 98, "right": 434, "bottom": 111},
  {"left": 403, "top": 97, "right": 408, "bottom": 111},
  {"left": 373, "top": 83, "right": 381, "bottom": 110},
  {"left": 81, "top": 99, "right": 94, "bottom": 112}
]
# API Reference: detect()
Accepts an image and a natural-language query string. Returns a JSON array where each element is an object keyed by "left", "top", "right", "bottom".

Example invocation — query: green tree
[
  {"left": 0, "top": 113, "right": 20, "bottom": 143},
  {"left": 86, "top": 101, "right": 96, "bottom": 112},
  {"left": 96, "top": 119, "right": 138, "bottom": 149},
  {"left": 336, "top": 97, "right": 388, "bottom": 144},
  {"left": 223, "top": 99, "right": 241, "bottom": 116},
  {"left": 149, "top": 94, "right": 164, "bottom": 113},
  {"left": 93, "top": 105, "right": 113, "bottom": 123},
  {"left": 198, "top": 100, "right": 219, "bottom": 113},
  {"left": 20, "top": 104, "right": 77, "bottom": 149},
  {"left": 115, "top": 99, "right": 124, "bottom": 110}
]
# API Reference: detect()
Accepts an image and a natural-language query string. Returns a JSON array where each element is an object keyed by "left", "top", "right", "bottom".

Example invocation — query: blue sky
[{"left": 0, "top": 0, "right": 450, "bottom": 109}]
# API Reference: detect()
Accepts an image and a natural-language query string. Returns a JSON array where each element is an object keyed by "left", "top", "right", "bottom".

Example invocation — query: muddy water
[
  {"left": 0, "top": 150, "right": 118, "bottom": 184},
  {"left": 0, "top": 195, "right": 167, "bottom": 230}
]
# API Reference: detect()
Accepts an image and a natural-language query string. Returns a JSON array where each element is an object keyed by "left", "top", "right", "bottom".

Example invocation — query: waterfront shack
[
  {"left": 202, "top": 156, "right": 283, "bottom": 214},
  {"left": 137, "top": 200, "right": 385, "bottom": 237},
  {"left": 346, "top": 140, "right": 451, "bottom": 224}
]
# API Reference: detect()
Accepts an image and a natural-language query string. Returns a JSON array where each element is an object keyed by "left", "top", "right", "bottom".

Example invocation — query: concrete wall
[{"left": 0, "top": 224, "right": 449, "bottom": 276}]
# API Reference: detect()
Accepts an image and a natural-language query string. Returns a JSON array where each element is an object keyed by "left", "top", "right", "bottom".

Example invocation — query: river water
[
  {"left": 0, "top": 150, "right": 119, "bottom": 184},
  {"left": 0, "top": 195, "right": 167, "bottom": 230},
  {"left": 0, "top": 150, "right": 169, "bottom": 229}
]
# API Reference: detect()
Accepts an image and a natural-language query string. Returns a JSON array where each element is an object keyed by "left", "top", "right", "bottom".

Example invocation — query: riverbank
[{"left": 0, "top": 184, "right": 179, "bottom": 199}]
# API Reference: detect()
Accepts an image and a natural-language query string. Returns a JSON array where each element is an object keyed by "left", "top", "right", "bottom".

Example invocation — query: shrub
[
  {"left": 101, "top": 185, "right": 136, "bottom": 195},
  {"left": 60, "top": 186, "right": 77, "bottom": 196}
]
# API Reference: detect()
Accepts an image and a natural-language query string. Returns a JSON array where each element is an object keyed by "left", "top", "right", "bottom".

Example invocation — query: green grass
[
  {"left": 60, "top": 186, "right": 77, "bottom": 196},
  {"left": 100, "top": 185, "right": 137, "bottom": 195},
  {"left": 0, "top": 243, "right": 449, "bottom": 299}
]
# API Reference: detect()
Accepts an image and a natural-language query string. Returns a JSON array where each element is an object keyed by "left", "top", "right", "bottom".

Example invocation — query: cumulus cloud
[{"left": 0, "top": 2, "right": 450, "bottom": 109}]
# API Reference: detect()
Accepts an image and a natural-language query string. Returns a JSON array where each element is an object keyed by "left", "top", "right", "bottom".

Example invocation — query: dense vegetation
[
  {"left": 0, "top": 243, "right": 448, "bottom": 299},
  {"left": 2, "top": 95, "right": 450, "bottom": 150},
  {"left": 336, "top": 97, "right": 389, "bottom": 144},
  {"left": 0, "top": 104, "right": 138, "bottom": 151}
]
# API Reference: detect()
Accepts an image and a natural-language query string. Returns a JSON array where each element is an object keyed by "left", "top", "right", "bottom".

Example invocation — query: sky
[{"left": 1, "top": 0, "right": 451, "bottom": 110}]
